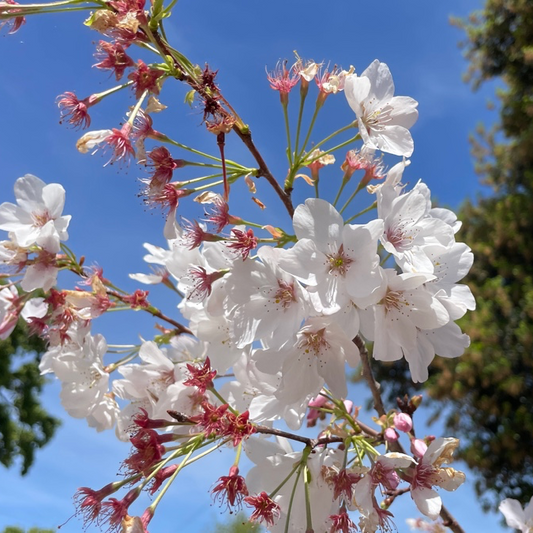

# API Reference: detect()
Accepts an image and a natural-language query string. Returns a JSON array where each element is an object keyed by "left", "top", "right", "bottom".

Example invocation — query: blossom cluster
[{"left": 0, "top": 3, "right": 474, "bottom": 529}]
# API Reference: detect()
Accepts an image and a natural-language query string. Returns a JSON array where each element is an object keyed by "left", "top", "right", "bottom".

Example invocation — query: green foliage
[
  {"left": 212, "top": 513, "right": 262, "bottom": 532},
  {"left": 0, "top": 319, "right": 60, "bottom": 475},
  {"left": 374, "top": 0, "right": 533, "bottom": 510},
  {"left": 2, "top": 528, "right": 55, "bottom": 533}
]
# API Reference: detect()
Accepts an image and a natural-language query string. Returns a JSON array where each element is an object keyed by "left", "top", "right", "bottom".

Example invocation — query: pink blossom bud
[
  {"left": 307, "top": 394, "right": 328, "bottom": 426},
  {"left": 384, "top": 427, "right": 399, "bottom": 442},
  {"left": 343, "top": 400, "right": 354, "bottom": 415},
  {"left": 393, "top": 412, "right": 413, "bottom": 433},
  {"left": 308, "top": 394, "right": 328, "bottom": 409},
  {"left": 411, "top": 438, "right": 428, "bottom": 459}
]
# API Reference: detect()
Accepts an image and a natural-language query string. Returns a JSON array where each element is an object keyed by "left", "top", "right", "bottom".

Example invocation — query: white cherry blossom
[
  {"left": 254, "top": 316, "right": 360, "bottom": 428},
  {"left": 410, "top": 438, "right": 465, "bottom": 519},
  {"left": 245, "top": 437, "right": 342, "bottom": 533},
  {"left": 225, "top": 245, "right": 311, "bottom": 349},
  {"left": 279, "top": 198, "right": 384, "bottom": 314},
  {"left": 361, "top": 269, "right": 450, "bottom": 381},
  {"left": 0, "top": 174, "right": 71, "bottom": 253},
  {"left": 499, "top": 497, "right": 533, "bottom": 533},
  {"left": 378, "top": 181, "right": 455, "bottom": 273},
  {"left": 345, "top": 60, "right": 419, "bottom": 157}
]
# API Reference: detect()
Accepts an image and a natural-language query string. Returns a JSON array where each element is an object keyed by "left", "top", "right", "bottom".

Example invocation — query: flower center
[
  {"left": 273, "top": 280, "right": 297, "bottom": 309},
  {"left": 326, "top": 245, "right": 352, "bottom": 276},
  {"left": 383, "top": 289, "right": 410, "bottom": 313},
  {"left": 31, "top": 210, "right": 52, "bottom": 227},
  {"left": 363, "top": 102, "right": 394, "bottom": 129},
  {"left": 299, "top": 327, "right": 329, "bottom": 355},
  {"left": 413, "top": 463, "right": 437, "bottom": 490}
]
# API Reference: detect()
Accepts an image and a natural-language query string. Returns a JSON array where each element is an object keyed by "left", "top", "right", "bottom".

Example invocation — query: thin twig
[
  {"left": 254, "top": 424, "right": 344, "bottom": 448},
  {"left": 355, "top": 335, "right": 387, "bottom": 417},
  {"left": 355, "top": 335, "right": 466, "bottom": 533},
  {"left": 232, "top": 125, "right": 294, "bottom": 218},
  {"left": 108, "top": 290, "right": 193, "bottom": 336},
  {"left": 146, "top": 29, "right": 295, "bottom": 218}
]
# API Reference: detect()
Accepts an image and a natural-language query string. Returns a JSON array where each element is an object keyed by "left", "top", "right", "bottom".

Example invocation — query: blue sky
[{"left": 0, "top": 0, "right": 511, "bottom": 531}]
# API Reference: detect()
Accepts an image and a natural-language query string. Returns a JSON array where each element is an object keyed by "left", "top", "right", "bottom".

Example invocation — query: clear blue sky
[{"left": 0, "top": 0, "right": 511, "bottom": 531}]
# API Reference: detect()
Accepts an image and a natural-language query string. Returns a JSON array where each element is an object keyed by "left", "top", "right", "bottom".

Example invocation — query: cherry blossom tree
[{"left": 0, "top": 1, "right": 477, "bottom": 531}]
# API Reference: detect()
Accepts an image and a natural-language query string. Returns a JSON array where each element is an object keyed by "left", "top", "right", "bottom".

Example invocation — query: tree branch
[
  {"left": 355, "top": 335, "right": 466, "bottom": 533},
  {"left": 232, "top": 125, "right": 294, "bottom": 218},
  {"left": 355, "top": 335, "right": 387, "bottom": 417}
]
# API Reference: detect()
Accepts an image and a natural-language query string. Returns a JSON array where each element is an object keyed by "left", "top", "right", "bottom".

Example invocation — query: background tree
[
  {"left": 372, "top": 0, "right": 533, "bottom": 509},
  {"left": 0, "top": 318, "right": 60, "bottom": 475},
  {"left": 212, "top": 513, "right": 262, "bottom": 532},
  {"left": 2, "top": 526, "right": 55, "bottom": 533}
]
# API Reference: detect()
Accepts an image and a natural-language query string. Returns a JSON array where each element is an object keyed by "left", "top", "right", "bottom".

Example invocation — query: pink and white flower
[
  {"left": 410, "top": 437, "right": 465, "bottom": 519},
  {"left": 345, "top": 60, "right": 418, "bottom": 157},
  {"left": 499, "top": 497, "right": 533, "bottom": 533},
  {"left": 279, "top": 198, "right": 384, "bottom": 314},
  {"left": 0, "top": 174, "right": 71, "bottom": 252}
]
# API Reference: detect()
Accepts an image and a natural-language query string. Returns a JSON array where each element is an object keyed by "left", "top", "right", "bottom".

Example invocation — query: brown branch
[
  {"left": 355, "top": 335, "right": 387, "bottom": 417},
  {"left": 146, "top": 29, "right": 295, "bottom": 219},
  {"left": 232, "top": 125, "right": 295, "bottom": 218},
  {"left": 254, "top": 424, "right": 344, "bottom": 448},
  {"left": 354, "top": 419, "right": 381, "bottom": 440},
  {"left": 355, "top": 335, "right": 466, "bottom": 533},
  {"left": 439, "top": 505, "right": 466, "bottom": 533},
  {"left": 383, "top": 486, "right": 410, "bottom": 507},
  {"left": 108, "top": 290, "right": 193, "bottom": 336}
]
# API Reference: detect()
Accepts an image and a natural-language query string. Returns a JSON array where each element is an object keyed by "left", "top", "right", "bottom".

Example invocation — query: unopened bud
[
  {"left": 411, "top": 438, "right": 428, "bottom": 459},
  {"left": 384, "top": 427, "right": 399, "bottom": 442},
  {"left": 409, "top": 395, "right": 423, "bottom": 410},
  {"left": 393, "top": 412, "right": 413, "bottom": 433},
  {"left": 343, "top": 400, "right": 354, "bottom": 415}
]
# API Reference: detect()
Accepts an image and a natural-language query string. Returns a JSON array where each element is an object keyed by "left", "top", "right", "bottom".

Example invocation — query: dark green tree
[
  {"left": 373, "top": 0, "right": 533, "bottom": 509},
  {"left": 212, "top": 513, "right": 262, "bottom": 532},
  {"left": 0, "top": 318, "right": 60, "bottom": 475},
  {"left": 2, "top": 526, "right": 55, "bottom": 533}
]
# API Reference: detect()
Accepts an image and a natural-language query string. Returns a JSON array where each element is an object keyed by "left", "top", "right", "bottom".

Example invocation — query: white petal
[
  {"left": 361, "top": 60, "right": 395, "bottom": 101},
  {"left": 344, "top": 74, "right": 371, "bottom": 116},
  {"left": 412, "top": 487, "right": 442, "bottom": 520},
  {"left": 499, "top": 498, "right": 526, "bottom": 530},
  {"left": 42, "top": 183, "right": 66, "bottom": 218},
  {"left": 293, "top": 198, "right": 343, "bottom": 250}
]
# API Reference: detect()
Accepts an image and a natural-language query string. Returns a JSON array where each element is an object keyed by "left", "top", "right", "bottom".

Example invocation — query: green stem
[
  {"left": 191, "top": 172, "right": 243, "bottom": 192},
  {"left": 380, "top": 252, "right": 392, "bottom": 266},
  {"left": 298, "top": 101, "right": 321, "bottom": 160},
  {"left": 92, "top": 80, "right": 134, "bottom": 101},
  {"left": 309, "top": 122, "right": 357, "bottom": 153},
  {"left": 344, "top": 200, "right": 377, "bottom": 223},
  {"left": 238, "top": 219, "right": 268, "bottom": 230},
  {"left": 284, "top": 463, "right": 304, "bottom": 533},
  {"left": 282, "top": 102, "right": 293, "bottom": 167},
  {"left": 0, "top": 4, "right": 100, "bottom": 17},
  {"left": 339, "top": 182, "right": 365, "bottom": 215},
  {"left": 126, "top": 90, "right": 149, "bottom": 126},
  {"left": 183, "top": 172, "right": 223, "bottom": 184},
  {"left": 303, "top": 465, "right": 313, "bottom": 533},
  {"left": 147, "top": 441, "right": 199, "bottom": 511},
  {"left": 208, "top": 387, "right": 238, "bottom": 415},
  {"left": 304, "top": 134, "right": 359, "bottom": 167},
  {"left": 293, "top": 90, "right": 307, "bottom": 158},
  {"left": 105, "top": 351, "right": 139, "bottom": 372},
  {"left": 333, "top": 178, "right": 349, "bottom": 208},
  {"left": 184, "top": 161, "right": 223, "bottom": 169},
  {"left": 158, "top": 134, "right": 243, "bottom": 168},
  {"left": 234, "top": 441, "right": 243, "bottom": 466},
  {"left": 269, "top": 460, "right": 301, "bottom": 498},
  {"left": 160, "top": 0, "right": 179, "bottom": 16}
]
